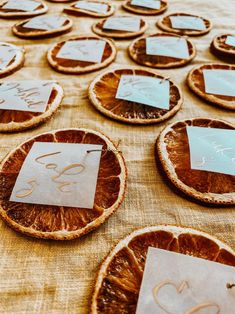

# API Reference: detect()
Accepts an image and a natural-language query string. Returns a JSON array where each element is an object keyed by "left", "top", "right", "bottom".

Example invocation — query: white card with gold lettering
[
  {"left": 10, "top": 142, "right": 102, "bottom": 208},
  {"left": 131, "top": 0, "right": 161, "bottom": 10},
  {"left": 75, "top": 1, "right": 108, "bottom": 13},
  {"left": 24, "top": 16, "right": 67, "bottom": 31},
  {"left": 146, "top": 36, "right": 189, "bottom": 59},
  {"left": 225, "top": 35, "right": 235, "bottom": 47},
  {"left": 170, "top": 16, "right": 206, "bottom": 31},
  {"left": 103, "top": 17, "right": 141, "bottom": 32},
  {"left": 56, "top": 40, "right": 106, "bottom": 63},
  {"left": 3, "top": 0, "right": 40, "bottom": 12},
  {"left": 136, "top": 247, "right": 235, "bottom": 314},
  {"left": 116, "top": 75, "right": 170, "bottom": 109},
  {"left": 203, "top": 69, "right": 235, "bottom": 97},
  {"left": 186, "top": 126, "right": 235, "bottom": 175},
  {"left": 0, "top": 81, "right": 53, "bottom": 113},
  {"left": 0, "top": 45, "right": 17, "bottom": 70}
]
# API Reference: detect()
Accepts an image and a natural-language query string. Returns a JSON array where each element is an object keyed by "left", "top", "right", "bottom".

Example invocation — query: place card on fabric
[
  {"left": 131, "top": 0, "right": 161, "bottom": 10},
  {"left": 10, "top": 142, "right": 103, "bottom": 209},
  {"left": 203, "top": 69, "right": 235, "bottom": 97},
  {"left": 0, "top": 81, "right": 53, "bottom": 113},
  {"left": 146, "top": 36, "right": 190, "bottom": 59},
  {"left": 2, "top": 0, "right": 40, "bottom": 12},
  {"left": 103, "top": 17, "right": 141, "bottom": 32},
  {"left": 225, "top": 35, "right": 235, "bottom": 47},
  {"left": 186, "top": 126, "right": 235, "bottom": 175},
  {"left": 170, "top": 16, "right": 206, "bottom": 31},
  {"left": 136, "top": 247, "right": 235, "bottom": 314},
  {"left": 56, "top": 40, "right": 106, "bottom": 63},
  {"left": 116, "top": 75, "right": 170, "bottom": 109},
  {"left": 75, "top": 1, "right": 108, "bottom": 14},
  {"left": 23, "top": 16, "right": 67, "bottom": 31},
  {"left": 0, "top": 45, "right": 18, "bottom": 70}
]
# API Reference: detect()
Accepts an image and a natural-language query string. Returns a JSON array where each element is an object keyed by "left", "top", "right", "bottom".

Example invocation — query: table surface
[{"left": 0, "top": 0, "right": 234, "bottom": 313}]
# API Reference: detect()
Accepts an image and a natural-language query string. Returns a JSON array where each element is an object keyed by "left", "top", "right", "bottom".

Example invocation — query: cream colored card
[
  {"left": 10, "top": 142, "right": 103, "bottom": 209},
  {"left": 103, "top": 17, "right": 141, "bottom": 32},
  {"left": 3, "top": 0, "right": 40, "bottom": 12},
  {"left": 170, "top": 16, "right": 206, "bottom": 31},
  {"left": 56, "top": 40, "right": 106, "bottom": 63},
  {"left": 131, "top": 0, "right": 161, "bottom": 10},
  {"left": 0, "top": 81, "right": 53, "bottom": 113},
  {"left": 136, "top": 247, "right": 235, "bottom": 314},
  {"left": 24, "top": 16, "right": 67, "bottom": 30},
  {"left": 225, "top": 35, "right": 235, "bottom": 47},
  {"left": 75, "top": 1, "right": 108, "bottom": 13},
  {"left": 203, "top": 69, "right": 235, "bottom": 97},
  {"left": 0, "top": 45, "right": 17, "bottom": 70}
]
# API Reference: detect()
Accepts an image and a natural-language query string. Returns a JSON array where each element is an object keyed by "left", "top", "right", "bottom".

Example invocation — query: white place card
[
  {"left": 170, "top": 16, "right": 206, "bottom": 31},
  {"left": 103, "top": 17, "right": 141, "bottom": 32},
  {"left": 24, "top": 16, "right": 67, "bottom": 31},
  {"left": 136, "top": 247, "right": 235, "bottom": 314},
  {"left": 131, "top": 0, "right": 161, "bottom": 10},
  {"left": 0, "top": 81, "right": 53, "bottom": 113},
  {"left": 225, "top": 35, "right": 235, "bottom": 47},
  {"left": 203, "top": 69, "right": 235, "bottom": 97},
  {"left": 146, "top": 36, "right": 189, "bottom": 59},
  {"left": 0, "top": 45, "right": 17, "bottom": 70},
  {"left": 75, "top": 1, "right": 108, "bottom": 14},
  {"left": 186, "top": 126, "right": 235, "bottom": 175},
  {"left": 2, "top": 0, "right": 40, "bottom": 12},
  {"left": 10, "top": 142, "right": 102, "bottom": 209},
  {"left": 56, "top": 40, "right": 106, "bottom": 63},
  {"left": 116, "top": 75, "right": 170, "bottom": 109}
]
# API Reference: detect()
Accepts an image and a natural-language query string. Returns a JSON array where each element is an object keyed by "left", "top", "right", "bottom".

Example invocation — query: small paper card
[
  {"left": 56, "top": 40, "right": 106, "bottom": 63},
  {"left": 170, "top": 16, "right": 206, "bottom": 31},
  {"left": 186, "top": 126, "right": 235, "bottom": 175},
  {"left": 136, "top": 247, "right": 235, "bottom": 314},
  {"left": 116, "top": 75, "right": 170, "bottom": 109},
  {"left": 0, "top": 45, "right": 17, "bottom": 70},
  {"left": 10, "top": 142, "right": 102, "bottom": 209},
  {"left": 24, "top": 16, "right": 67, "bottom": 31},
  {"left": 75, "top": 1, "right": 108, "bottom": 14},
  {"left": 103, "top": 17, "right": 141, "bottom": 32},
  {"left": 2, "top": 0, "right": 40, "bottom": 12},
  {"left": 225, "top": 35, "right": 235, "bottom": 47},
  {"left": 146, "top": 36, "right": 189, "bottom": 59},
  {"left": 203, "top": 69, "right": 235, "bottom": 97},
  {"left": 0, "top": 81, "right": 53, "bottom": 113},
  {"left": 131, "top": 0, "right": 161, "bottom": 10}
]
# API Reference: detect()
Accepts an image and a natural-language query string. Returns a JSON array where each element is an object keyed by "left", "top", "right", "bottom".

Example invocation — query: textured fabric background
[{"left": 0, "top": 0, "right": 234, "bottom": 313}]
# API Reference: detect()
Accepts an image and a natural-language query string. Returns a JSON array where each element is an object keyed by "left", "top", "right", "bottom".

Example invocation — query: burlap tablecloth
[{"left": 0, "top": 0, "right": 234, "bottom": 313}]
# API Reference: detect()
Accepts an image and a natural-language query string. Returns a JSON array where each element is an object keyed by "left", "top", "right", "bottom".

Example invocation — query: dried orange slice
[
  {"left": 0, "top": 128, "right": 127, "bottom": 240},
  {"left": 91, "top": 225, "right": 235, "bottom": 313},
  {"left": 0, "top": 82, "right": 63, "bottom": 132},
  {"left": 0, "top": 42, "right": 25, "bottom": 78},
  {"left": 211, "top": 34, "right": 235, "bottom": 60},
  {"left": 64, "top": 1, "right": 115, "bottom": 18},
  {"left": 156, "top": 118, "right": 235, "bottom": 205},
  {"left": 157, "top": 13, "right": 212, "bottom": 36},
  {"left": 89, "top": 68, "right": 183, "bottom": 124},
  {"left": 0, "top": 0, "right": 48, "bottom": 18},
  {"left": 129, "top": 32, "right": 196, "bottom": 68},
  {"left": 47, "top": 36, "right": 116, "bottom": 74},
  {"left": 187, "top": 63, "right": 235, "bottom": 110},
  {"left": 122, "top": 0, "right": 167, "bottom": 15}
]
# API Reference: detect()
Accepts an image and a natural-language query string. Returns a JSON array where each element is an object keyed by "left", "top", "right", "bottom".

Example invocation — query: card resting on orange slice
[{"left": 0, "top": 42, "right": 25, "bottom": 78}]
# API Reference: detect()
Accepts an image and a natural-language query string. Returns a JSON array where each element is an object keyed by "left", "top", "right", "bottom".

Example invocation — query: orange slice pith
[
  {"left": 187, "top": 63, "right": 235, "bottom": 110},
  {"left": 122, "top": 0, "right": 168, "bottom": 15},
  {"left": 0, "top": 128, "right": 127, "bottom": 240},
  {"left": 89, "top": 68, "right": 183, "bottom": 124},
  {"left": 129, "top": 33, "right": 196, "bottom": 68},
  {"left": 91, "top": 225, "right": 235, "bottom": 313},
  {"left": 156, "top": 118, "right": 235, "bottom": 205}
]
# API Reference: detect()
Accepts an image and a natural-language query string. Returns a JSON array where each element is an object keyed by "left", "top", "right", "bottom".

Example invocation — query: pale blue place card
[
  {"left": 131, "top": 0, "right": 161, "bottom": 10},
  {"left": 170, "top": 16, "right": 206, "bottom": 31},
  {"left": 225, "top": 35, "right": 235, "bottom": 47},
  {"left": 3, "top": 0, "right": 40, "bottom": 12},
  {"left": 103, "top": 17, "right": 141, "bottom": 32},
  {"left": 75, "top": 1, "right": 108, "bottom": 14},
  {"left": 203, "top": 69, "right": 235, "bottom": 97}
]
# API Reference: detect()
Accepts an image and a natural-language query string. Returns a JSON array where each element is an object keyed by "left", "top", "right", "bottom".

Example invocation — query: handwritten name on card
[
  {"left": 103, "top": 17, "right": 141, "bottom": 32},
  {"left": 75, "top": 1, "right": 108, "bottom": 14},
  {"left": 0, "top": 45, "right": 17, "bottom": 70},
  {"left": 186, "top": 126, "right": 235, "bottom": 175},
  {"left": 136, "top": 247, "right": 235, "bottom": 314},
  {"left": 116, "top": 75, "right": 170, "bottom": 109},
  {"left": 146, "top": 36, "right": 190, "bottom": 59},
  {"left": 0, "top": 81, "right": 53, "bottom": 113},
  {"left": 203, "top": 69, "right": 235, "bottom": 97},
  {"left": 24, "top": 16, "right": 67, "bottom": 31},
  {"left": 10, "top": 142, "right": 103, "bottom": 209},
  {"left": 56, "top": 40, "right": 106, "bottom": 63},
  {"left": 131, "top": 0, "right": 161, "bottom": 10},
  {"left": 225, "top": 36, "right": 235, "bottom": 47},
  {"left": 170, "top": 16, "right": 206, "bottom": 31},
  {"left": 3, "top": 0, "right": 40, "bottom": 12}
]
